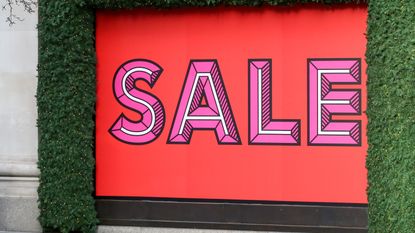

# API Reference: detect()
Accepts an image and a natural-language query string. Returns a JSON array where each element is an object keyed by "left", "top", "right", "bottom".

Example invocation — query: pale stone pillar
[{"left": 0, "top": 5, "right": 41, "bottom": 232}]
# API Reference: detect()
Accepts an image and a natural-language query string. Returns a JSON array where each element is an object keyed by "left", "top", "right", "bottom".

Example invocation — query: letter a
[{"left": 168, "top": 60, "right": 241, "bottom": 144}]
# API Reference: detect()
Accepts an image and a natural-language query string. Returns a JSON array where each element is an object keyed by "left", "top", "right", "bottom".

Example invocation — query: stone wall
[{"left": 0, "top": 4, "right": 41, "bottom": 233}]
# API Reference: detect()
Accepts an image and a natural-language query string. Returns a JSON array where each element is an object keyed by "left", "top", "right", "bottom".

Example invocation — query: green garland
[
  {"left": 38, "top": 1, "right": 96, "bottom": 232},
  {"left": 366, "top": 1, "right": 415, "bottom": 233},
  {"left": 37, "top": 0, "right": 414, "bottom": 233}
]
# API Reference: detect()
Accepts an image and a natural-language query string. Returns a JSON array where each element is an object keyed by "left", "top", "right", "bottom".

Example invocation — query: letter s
[{"left": 109, "top": 59, "right": 165, "bottom": 144}]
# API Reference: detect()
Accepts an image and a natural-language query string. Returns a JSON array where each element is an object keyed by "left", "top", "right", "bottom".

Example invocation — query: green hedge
[
  {"left": 37, "top": 1, "right": 96, "bottom": 232},
  {"left": 37, "top": 0, "right": 414, "bottom": 233},
  {"left": 366, "top": 1, "right": 415, "bottom": 233}
]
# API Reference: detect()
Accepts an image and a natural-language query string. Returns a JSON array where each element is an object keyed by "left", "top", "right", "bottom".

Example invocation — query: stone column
[{"left": 0, "top": 6, "right": 41, "bottom": 232}]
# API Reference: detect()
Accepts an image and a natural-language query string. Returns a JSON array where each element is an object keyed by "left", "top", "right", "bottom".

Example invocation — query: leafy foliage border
[{"left": 37, "top": 0, "right": 414, "bottom": 232}]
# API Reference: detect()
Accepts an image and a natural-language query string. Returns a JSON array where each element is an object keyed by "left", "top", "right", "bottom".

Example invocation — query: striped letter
[
  {"left": 110, "top": 59, "right": 165, "bottom": 144},
  {"left": 249, "top": 59, "right": 300, "bottom": 145},
  {"left": 168, "top": 60, "right": 240, "bottom": 144},
  {"left": 308, "top": 59, "right": 361, "bottom": 146}
]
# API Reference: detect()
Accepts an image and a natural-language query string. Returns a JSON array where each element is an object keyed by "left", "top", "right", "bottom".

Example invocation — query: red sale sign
[{"left": 96, "top": 6, "right": 368, "bottom": 203}]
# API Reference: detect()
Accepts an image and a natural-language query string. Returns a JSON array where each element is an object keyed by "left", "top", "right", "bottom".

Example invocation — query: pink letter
[
  {"left": 110, "top": 59, "right": 165, "bottom": 144},
  {"left": 308, "top": 58, "right": 361, "bottom": 146},
  {"left": 249, "top": 59, "right": 300, "bottom": 145},
  {"left": 168, "top": 60, "right": 240, "bottom": 144}
]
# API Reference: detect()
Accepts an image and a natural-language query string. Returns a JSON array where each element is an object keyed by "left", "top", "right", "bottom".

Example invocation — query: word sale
[{"left": 109, "top": 58, "right": 362, "bottom": 147}]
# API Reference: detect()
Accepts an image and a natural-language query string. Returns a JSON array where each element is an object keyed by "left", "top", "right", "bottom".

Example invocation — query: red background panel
[{"left": 95, "top": 6, "right": 368, "bottom": 203}]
